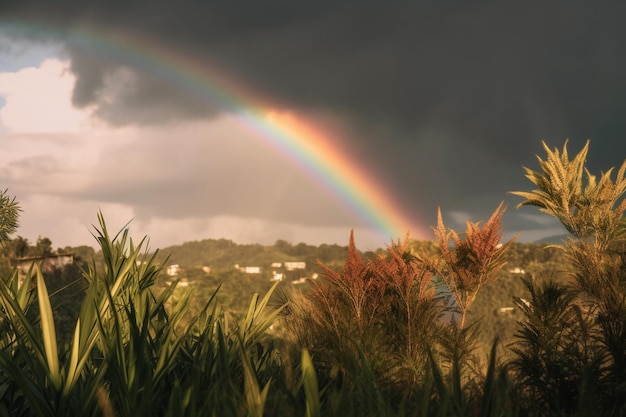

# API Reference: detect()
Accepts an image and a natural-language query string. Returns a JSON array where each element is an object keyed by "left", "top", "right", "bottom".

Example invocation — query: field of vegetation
[{"left": 0, "top": 140, "right": 624, "bottom": 416}]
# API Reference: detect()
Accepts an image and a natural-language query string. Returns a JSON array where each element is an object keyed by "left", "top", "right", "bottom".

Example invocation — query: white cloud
[
  {"left": 517, "top": 211, "right": 559, "bottom": 226},
  {"left": 125, "top": 215, "right": 386, "bottom": 249},
  {"left": 0, "top": 59, "right": 92, "bottom": 134},
  {"left": 13, "top": 193, "right": 135, "bottom": 248}
]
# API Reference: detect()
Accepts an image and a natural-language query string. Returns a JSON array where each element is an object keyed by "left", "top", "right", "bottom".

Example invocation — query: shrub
[{"left": 511, "top": 140, "right": 626, "bottom": 415}]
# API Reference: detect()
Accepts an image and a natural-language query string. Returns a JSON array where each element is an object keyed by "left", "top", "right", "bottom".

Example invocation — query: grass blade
[
  {"left": 301, "top": 349, "right": 321, "bottom": 417},
  {"left": 36, "top": 267, "right": 61, "bottom": 390},
  {"left": 242, "top": 350, "right": 270, "bottom": 417}
]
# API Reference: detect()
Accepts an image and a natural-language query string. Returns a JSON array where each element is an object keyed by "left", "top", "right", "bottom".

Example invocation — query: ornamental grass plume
[
  {"left": 433, "top": 203, "right": 517, "bottom": 329},
  {"left": 368, "top": 234, "right": 440, "bottom": 360}
]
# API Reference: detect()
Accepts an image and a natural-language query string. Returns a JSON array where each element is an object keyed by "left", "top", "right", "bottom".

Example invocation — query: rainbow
[{"left": 1, "top": 22, "right": 429, "bottom": 242}]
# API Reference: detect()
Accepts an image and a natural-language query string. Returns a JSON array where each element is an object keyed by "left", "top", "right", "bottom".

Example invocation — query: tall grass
[
  {"left": 282, "top": 229, "right": 519, "bottom": 416},
  {"left": 0, "top": 214, "right": 293, "bottom": 416},
  {"left": 0, "top": 213, "right": 518, "bottom": 417}
]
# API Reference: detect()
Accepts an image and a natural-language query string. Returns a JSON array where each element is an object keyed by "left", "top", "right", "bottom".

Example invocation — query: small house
[{"left": 284, "top": 261, "right": 306, "bottom": 271}]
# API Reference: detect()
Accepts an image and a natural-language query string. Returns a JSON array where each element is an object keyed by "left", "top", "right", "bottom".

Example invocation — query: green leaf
[
  {"left": 301, "top": 349, "right": 321, "bottom": 417},
  {"left": 36, "top": 268, "right": 61, "bottom": 390},
  {"left": 242, "top": 351, "right": 270, "bottom": 417}
]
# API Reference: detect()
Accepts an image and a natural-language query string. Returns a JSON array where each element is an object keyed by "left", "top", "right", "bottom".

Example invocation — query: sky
[{"left": 1, "top": 2, "right": 625, "bottom": 251}]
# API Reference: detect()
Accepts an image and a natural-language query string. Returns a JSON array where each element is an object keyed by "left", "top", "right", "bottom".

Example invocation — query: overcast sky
[{"left": 1, "top": 2, "right": 625, "bottom": 251}]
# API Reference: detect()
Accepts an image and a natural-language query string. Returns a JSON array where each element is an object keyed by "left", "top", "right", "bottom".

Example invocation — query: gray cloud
[
  {"left": 0, "top": 153, "right": 61, "bottom": 191},
  {"left": 72, "top": 123, "right": 357, "bottom": 227},
  {"left": 67, "top": 51, "right": 220, "bottom": 124},
  {"left": 2, "top": 1, "right": 625, "bottom": 241}
]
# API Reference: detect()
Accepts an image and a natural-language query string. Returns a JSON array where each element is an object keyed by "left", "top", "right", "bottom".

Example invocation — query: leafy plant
[
  {"left": 0, "top": 213, "right": 295, "bottom": 417},
  {"left": 0, "top": 189, "right": 20, "bottom": 244},
  {"left": 283, "top": 231, "right": 443, "bottom": 394},
  {"left": 432, "top": 203, "right": 517, "bottom": 329},
  {"left": 5, "top": 139, "right": 626, "bottom": 416},
  {"left": 509, "top": 278, "right": 601, "bottom": 415},
  {"left": 284, "top": 222, "right": 518, "bottom": 416},
  {"left": 511, "top": 140, "right": 626, "bottom": 415}
]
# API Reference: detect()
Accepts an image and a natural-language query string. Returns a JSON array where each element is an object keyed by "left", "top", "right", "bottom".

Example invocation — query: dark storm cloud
[
  {"left": 2, "top": 1, "right": 626, "bottom": 238},
  {"left": 67, "top": 50, "right": 220, "bottom": 124}
]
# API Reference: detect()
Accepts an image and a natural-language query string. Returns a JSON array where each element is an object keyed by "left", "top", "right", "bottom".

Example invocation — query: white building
[
  {"left": 166, "top": 264, "right": 181, "bottom": 276},
  {"left": 284, "top": 261, "right": 306, "bottom": 271}
]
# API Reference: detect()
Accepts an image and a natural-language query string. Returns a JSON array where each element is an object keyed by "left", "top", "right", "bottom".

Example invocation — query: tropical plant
[
  {"left": 509, "top": 278, "right": 602, "bottom": 415},
  {"left": 283, "top": 231, "right": 388, "bottom": 382},
  {"left": 8, "top": 139, "right": 626, "bottom": 416},
  {"left": 511, "top": 140, "right": 626, "bottom": 415},
  {"left": 0, "top": 189, "right": 20, "bottom": 244},
  {"left": 429, "top": 339, "right": 519, "bottom": 417},
  {"left": 0, "top": 213, "right": 293, "bottom": 417}
]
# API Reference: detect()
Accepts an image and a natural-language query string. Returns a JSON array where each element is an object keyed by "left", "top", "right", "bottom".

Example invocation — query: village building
[
  {"left": 16, "top": 253, "right": 74, "bottom": 277},
  {"left": 284, "top": 261, "right": 306, "bottom": 271},
  {"left": 166, "top": 264, "right": 181, "bottom": 276},
  {"left": 242, "top": 266, "right": 261, "bottom": 274},
  {"left": 15, "top": 253, "right": 74, "bottom": 286}
]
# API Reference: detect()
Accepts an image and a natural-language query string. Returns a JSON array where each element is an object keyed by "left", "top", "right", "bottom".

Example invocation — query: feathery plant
[
  {"left": 511, "top": 140, "right": 626, "bottom": 249},
  {"left": 432, "top": 203, "right": 517, "bottom": 329},
  {"left": 284, "top": 225, "right": 520, "bottom": 416},
  {"left": 511, "top": 141, "right": 626, "bottom": 298},
  {"left": 369, "top": 235, "right": 441, "bottom": 362},
  {"left": 0, "top": 189, "right": 20, "bottom": 244},
  {"left": 511, "top": 140, "right": 626, "bottom": 415},
  {"left": 284, "top": 231, "right": 383, "bottom": 380},
  {"left": 284, "top": 232, "right": 443, "bottom": 390}
]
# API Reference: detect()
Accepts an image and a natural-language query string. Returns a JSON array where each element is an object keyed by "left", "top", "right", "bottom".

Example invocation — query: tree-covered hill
[
  {"left": 150, "top": 238, "right": 351, "bottom": 278},
  {"left": 0, "top": 230, "right": 573, "bottom": 355},
  {"left": 1, "top": 233, "right": 572, "bottom": 317}
]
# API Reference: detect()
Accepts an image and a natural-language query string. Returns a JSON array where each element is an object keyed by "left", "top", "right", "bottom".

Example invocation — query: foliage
[
  {"left": 282, "top": 226, "right": 518, "bottom": 415},
  {"left": 283, "top": 232, "right": 441, "bottom": 392},
  {"left": 509, "top": 278, "right": 601, "bottom": 415},
  {"left": 431, "top": 203, "right": 517, "bottom": 329},
  {"left": 512, "top": 140, "right": 626, "bottom": 250},
  {"left": 0, "top": 189, "right": 20, "bottom": 244},
  {"left": 0, "top": 214, "right": 296, "bottom": 416},
  {"left": 2, "top": 139, "right": 625, "bottom": 416},
  {"left": 511, "top": 140, "right": 626, "bottom": 415}
]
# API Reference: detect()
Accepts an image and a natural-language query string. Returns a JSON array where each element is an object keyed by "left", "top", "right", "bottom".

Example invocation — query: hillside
[
  {"left": 151, "top": 238, "right": 352, "bottom": 276},
  {"left": 141, "top": 238, "right": 571, "bottom": 346},
  {"left": 2, "top": 234, "right": 572, "bottom": 355}
]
